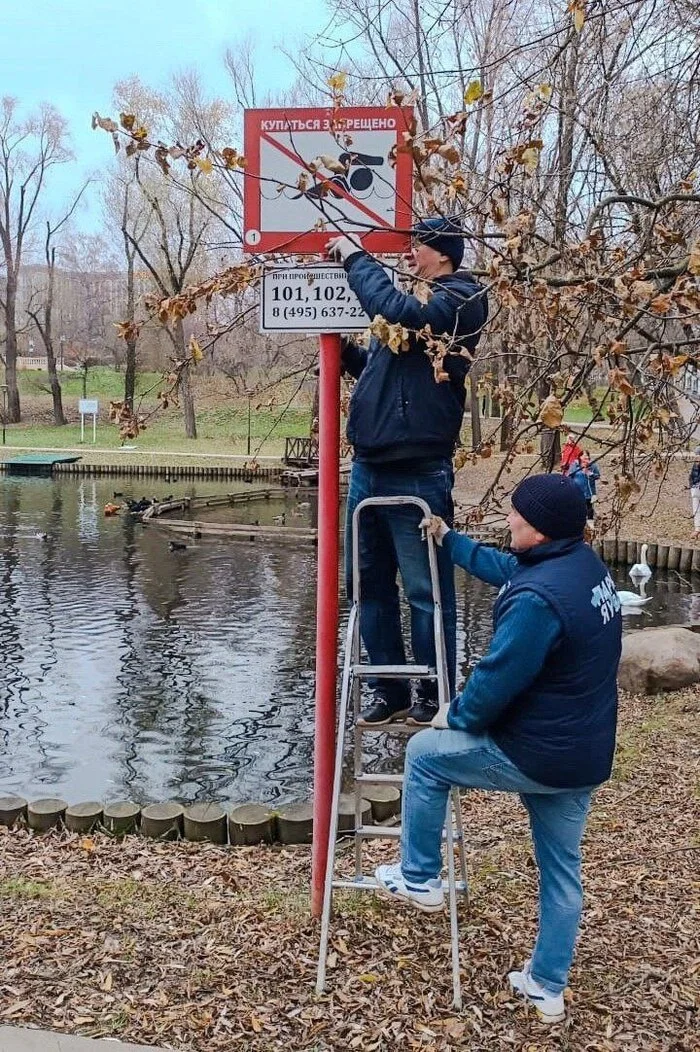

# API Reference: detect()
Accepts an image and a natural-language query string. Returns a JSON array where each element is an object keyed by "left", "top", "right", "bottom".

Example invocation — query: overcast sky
[{"left": 2, "top": 0, "right": 329, "bottom": 231}]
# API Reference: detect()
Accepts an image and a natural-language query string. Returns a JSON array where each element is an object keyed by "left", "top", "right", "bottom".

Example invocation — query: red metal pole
[{"left": 311, "top": 331, "right": 341, "bottom": 917}]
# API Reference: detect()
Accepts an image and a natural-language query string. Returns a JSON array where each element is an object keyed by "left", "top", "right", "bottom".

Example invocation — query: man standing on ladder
[
  {"left": 326, "top": 219, "right": 488, "bottom": 726},
  {"left": 375, "top": 473, "right": 622, "bottom": 1024}
]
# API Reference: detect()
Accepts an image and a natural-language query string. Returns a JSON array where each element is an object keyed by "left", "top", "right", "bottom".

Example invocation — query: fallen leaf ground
[
  {"left": 453, "top": 453, "right": 698, "bottom": 546},
  {"left": 1, "top": 689, "right": 698, "bottom": 1051}
]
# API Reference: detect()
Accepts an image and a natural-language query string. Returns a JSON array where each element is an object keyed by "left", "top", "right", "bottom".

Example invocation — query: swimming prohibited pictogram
[{"left": 243, "top": 106, "right": 414, "bottom": 254}]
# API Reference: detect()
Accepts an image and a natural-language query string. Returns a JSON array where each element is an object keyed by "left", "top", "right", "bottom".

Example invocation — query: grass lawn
[
  {"left": 563, "top": 401, "right": 599, "bottom": 423},
  {"left": 5, "top": 368, "right": 314, "bottom": 458},
  {"left": 17, "top": 366, "right": 165, "bottom": 401},
  {"left": 4, "top": 370, "right": 612, "bottom": 458},
  {"left": 0, "top": 409, "right": 312, "bottom": 458}
]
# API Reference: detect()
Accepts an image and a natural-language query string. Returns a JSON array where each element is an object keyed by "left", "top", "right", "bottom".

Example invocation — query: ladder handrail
[
  {"left": 351, "top": 495, "right": 440, "bottom": 605},
  {"left": 350, "top": 495, "right": 448, "bottom": 708}
]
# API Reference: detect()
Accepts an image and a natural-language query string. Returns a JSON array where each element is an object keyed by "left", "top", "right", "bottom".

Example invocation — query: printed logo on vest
[{"left": 590, "top": 573, "right": 621, "bottom": 624}]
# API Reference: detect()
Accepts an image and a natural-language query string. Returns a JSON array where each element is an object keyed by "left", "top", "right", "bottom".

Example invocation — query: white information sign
[
  {"left": 78, "top": 398, "right": 99, "bottom": 444},
  {"left": 260, "top": 265, "right": 373, "bottom": 333}
]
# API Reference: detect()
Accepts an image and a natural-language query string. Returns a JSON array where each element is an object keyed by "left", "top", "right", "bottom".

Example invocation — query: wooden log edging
[
  {"left": 49, "top": 461, "right": 283, "bottom": 482},
  {"left": 143, "top": 487, "right": 319, "bottom": 544},
  {"left": 591, "top": 537, "right": 700, "bottom": 570},
  {"left": 0, "top": 794, "right": 399, "bottom": 846},
  {"left": 159, "top": 520, "right": 318, "bottom": 544}
]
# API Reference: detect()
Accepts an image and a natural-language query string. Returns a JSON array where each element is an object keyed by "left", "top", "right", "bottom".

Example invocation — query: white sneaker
[
  {"left": 375, "top": 862, "right": 445, "bottom": 913},
  {"left": 508, "top": 960, "right": 566, "bottom": 1023}
]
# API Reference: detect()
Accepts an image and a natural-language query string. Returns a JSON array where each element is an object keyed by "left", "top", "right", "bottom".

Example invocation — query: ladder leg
[
  {"left": 445, "top": 797, "right": 462, "bottom": 1009},
  {"left": 451, "top": 787, "right": 469, "bottom": 911},
  {"left": 316, "top": 604, "right": 358, "bottom": 994},
  {"left": 352, "top": 616, "right": 364, "bottom": 881}
]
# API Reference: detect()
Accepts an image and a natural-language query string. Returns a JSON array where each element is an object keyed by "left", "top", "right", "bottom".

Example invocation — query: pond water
[{"left": 0, "top": 474, "right": 697, "bottom": 806}]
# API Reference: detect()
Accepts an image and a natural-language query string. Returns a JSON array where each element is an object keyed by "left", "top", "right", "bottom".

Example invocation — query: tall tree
[
  {"left": 25, "top": 183, "right": 89, "bottom": 425},
  {"left": 106, "top": 76, "right": 232, "bottom": 438},
  {"left": 0, "top": 98, "right": 71, "bottom": 421}
]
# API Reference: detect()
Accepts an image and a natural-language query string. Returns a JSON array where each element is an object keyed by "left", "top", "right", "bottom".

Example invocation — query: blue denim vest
[{"left": 490, "top": 538, "right": 622, "bottom": 788}]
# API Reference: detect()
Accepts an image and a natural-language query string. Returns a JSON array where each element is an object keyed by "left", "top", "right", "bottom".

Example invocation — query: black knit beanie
[
  {"left": 511, "top": 473, "right": 587, "bottom": 540},
  {"left": 412, "top": 217, "right": 464, "bottom": 270}
]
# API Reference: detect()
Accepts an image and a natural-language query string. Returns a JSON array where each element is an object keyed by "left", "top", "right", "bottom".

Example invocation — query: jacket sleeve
[
  {"left": 340, "top": 337, "right": 368, "bottom": 379},
  {"left": 345, "top": 253, "right": 484, "bottom": 342},
  {"left": 447, "top": 591, "right": 562, "bottom": 733},
  {"left": 442, "top": 530, "right": 518, "bottom": 586},
  {"left": 441, "top": 352, "right": 470, "bottom": 384}
]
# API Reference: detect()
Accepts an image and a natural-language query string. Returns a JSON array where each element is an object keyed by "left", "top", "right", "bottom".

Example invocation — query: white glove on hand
[
  {"left": 431, "top": 702, "right": 451, "bottom": 729},
  {"left": 326, "top": 235, "right": 362, "bottom": 264},
  {"left": 419, "top": 515, "right": 450, "bottom": 546}
]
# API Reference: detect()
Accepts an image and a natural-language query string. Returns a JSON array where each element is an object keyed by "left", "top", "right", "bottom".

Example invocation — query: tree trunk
[
  {"left": 554, "top": 36, "right": 580, "bottom": 249},
  {"left": 124, "top": 340, "right": 137, "bottom": 410},
  {"left": 499, "top": 339, "right": 516, "bottom": 451},
  {"left": 311, "top": 376, "right": 320, "bottom": 438},
  {"left": 540, "top": 429, "right": 561, "bottom": 472},
  {"left": 174, "top": 319, "right": 197, "bottom": 439},
  {"left": 4, "top": 278, "right": 21, "bottom": 422},
  {"left": 47, "top": 340, "right": 65, "bottom": 425},
  {"left": 123, "top": 250, "right": 137, "bottom": 410},
  {"left": 499, "top": 409, "right": 514, "bottom": 452},
  {"left": 469, "top": 370, "right": 482, "bottom": 450},
  {"left": 583, "top": 376, "right": 601, "bottom": 420},
  {"left": 43, "top": 252, "right": 66, "bottom": 425}
]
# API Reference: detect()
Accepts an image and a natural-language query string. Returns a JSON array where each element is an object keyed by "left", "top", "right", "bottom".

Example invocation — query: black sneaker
[
  {"left": 358, "top": 697, "right": 411, "bottom": 726},
  {"left": 405, "top": 698, "right": 439, "bottom": 726}
]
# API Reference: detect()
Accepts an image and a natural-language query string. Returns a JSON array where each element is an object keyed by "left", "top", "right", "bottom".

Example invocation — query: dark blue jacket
[
  {"left": 341, "top": 252, "right": 487, "bottom": 463},
  {"left": 443, "top": 532, "right": 622, "bottom": 788},
  {"left": 690, "top": 462, "right": 700, "bottom": 488}
]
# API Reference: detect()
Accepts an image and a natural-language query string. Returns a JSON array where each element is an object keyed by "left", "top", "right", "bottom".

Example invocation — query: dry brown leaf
[{"left": 537, "top": 393, "right": 564, "bottom": 428}]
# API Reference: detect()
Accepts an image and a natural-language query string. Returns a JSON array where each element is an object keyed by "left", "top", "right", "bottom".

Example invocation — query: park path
[{"left": 0, "top": 1028, "right": 168, "bottom": 1052}]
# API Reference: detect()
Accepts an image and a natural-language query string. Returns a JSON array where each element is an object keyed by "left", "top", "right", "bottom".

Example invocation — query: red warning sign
[{"left": 243, "top": 106, "right": 414, "bottom": 254}]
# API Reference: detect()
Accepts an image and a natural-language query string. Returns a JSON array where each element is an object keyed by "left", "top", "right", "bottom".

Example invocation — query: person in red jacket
[{"left": 560, "top": 433, "right": 582, "bottom": 474}]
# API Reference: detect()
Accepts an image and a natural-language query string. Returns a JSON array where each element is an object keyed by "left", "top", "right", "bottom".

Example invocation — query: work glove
[
  {"left": 431, "top": 703, "right": 451, "bottom": 729},
  {"left": 419, "top": 515, "right": 450, "bottom": 546},
  {"left": 326, "top": 235, "right": 362, "bottom": 264}
]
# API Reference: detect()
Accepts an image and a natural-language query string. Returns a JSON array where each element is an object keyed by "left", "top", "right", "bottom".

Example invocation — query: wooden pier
[{"left": 1, "top": 453, "right": 82, "bottom": 477}]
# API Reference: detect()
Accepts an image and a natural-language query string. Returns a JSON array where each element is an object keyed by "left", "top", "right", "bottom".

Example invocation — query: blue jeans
[
  {"left": 402, "top": 728, "right": 594, "bottom": 993},
  {"left": 345, "top": 459, "right": 457, "bottom": 700}
]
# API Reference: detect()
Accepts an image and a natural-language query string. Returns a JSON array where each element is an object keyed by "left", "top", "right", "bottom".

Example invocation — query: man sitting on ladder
[
  {"left": 327, "top": 220, "right": 488, "bottom": 726},
  {"left": 376, "top": 473, "right": 622, "bottom": 1024}
]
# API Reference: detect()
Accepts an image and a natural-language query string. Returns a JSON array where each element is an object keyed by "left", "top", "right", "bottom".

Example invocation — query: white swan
[
  {"left": 629, "top": 544, "right": 652, "bottom": 580},
  {"left": 617, "top": 578, "right": 651, "bottom": 610},
  {"left": 617, "top": 590, "right": 652, "bottom": 606}
]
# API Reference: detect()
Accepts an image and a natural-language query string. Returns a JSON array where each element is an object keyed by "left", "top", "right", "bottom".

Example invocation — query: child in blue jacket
[{"left": 568, "top": 450, "right": 600, "bottom": 519}]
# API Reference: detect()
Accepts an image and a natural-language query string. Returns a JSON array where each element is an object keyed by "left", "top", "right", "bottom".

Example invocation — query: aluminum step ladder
[{"left": 316, "top": 495, "right": 468, "bottom": 1008}]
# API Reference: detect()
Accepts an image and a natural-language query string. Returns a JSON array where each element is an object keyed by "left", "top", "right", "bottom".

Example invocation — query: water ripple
[{"left": 0, "top": 475, "right": 693, "bottom": 803}]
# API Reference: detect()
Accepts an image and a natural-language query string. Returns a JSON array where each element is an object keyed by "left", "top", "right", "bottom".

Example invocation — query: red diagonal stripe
[{"left": 260, "top": 131, "right": 392, "bottom": 230}]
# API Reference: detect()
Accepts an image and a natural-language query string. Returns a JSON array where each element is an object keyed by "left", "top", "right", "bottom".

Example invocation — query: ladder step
[
  {"left": 351, "top": 664, "right": 436, "bottom": 678},
  {"left": 357, "top": 824, "right": 401, "bottom": 839},
  {"left": 357, "top": 721, "right": 426, "bottom": 735},
  {"left": 355, "top": 773, "right": 404, "bottom": 786},
  {"left": 356, "top": 823, "right": 463, "bottom": 843},
  {"left": 333, "top": 877, "right": 468, "bottom": 893}
]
